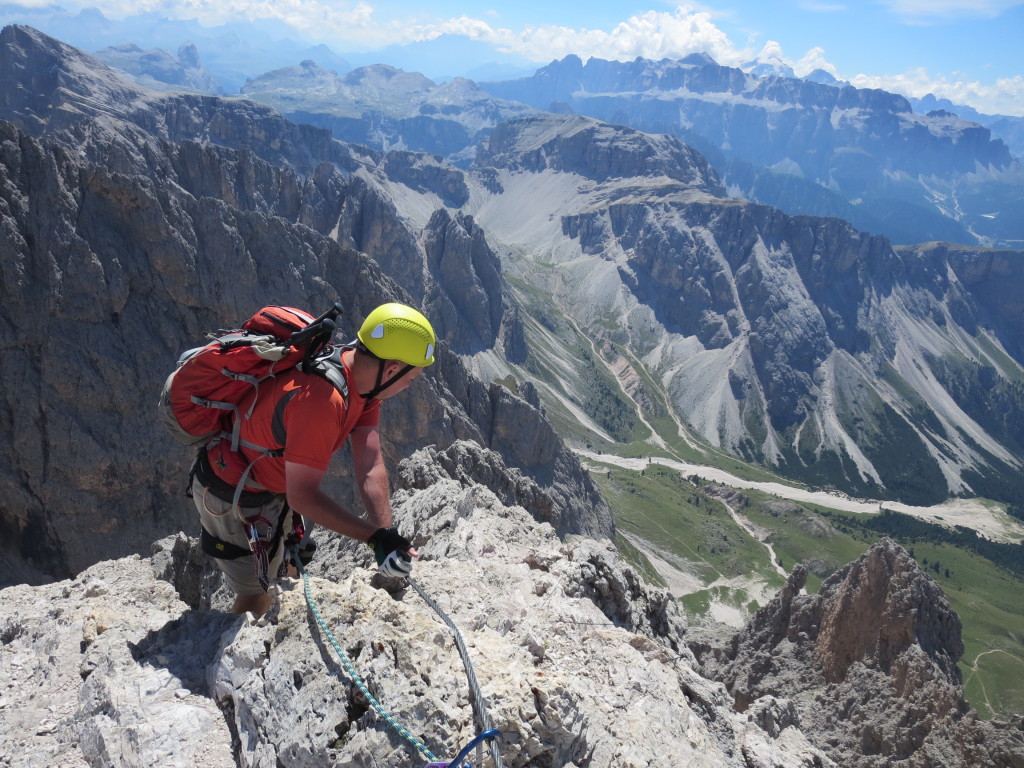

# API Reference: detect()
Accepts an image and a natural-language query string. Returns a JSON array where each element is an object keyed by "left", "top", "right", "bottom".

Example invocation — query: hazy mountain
[
  {"left": 242, "top": 61, "right": 537, "bottom": 162},
  {"left": 93, "top": 41, "right": 225, "bottom": 94},
  {"left": 344, "top": 33, "right": 542, "bottom": 83},
  {"left": 0, "top": 4, "right": 351, "bottom": 92},
  {"left": 910, "top": 93, "right": 1024, "bottom": 159},
  {"left": 480, "top": 54, "right": 1023, "bottom": 249}
]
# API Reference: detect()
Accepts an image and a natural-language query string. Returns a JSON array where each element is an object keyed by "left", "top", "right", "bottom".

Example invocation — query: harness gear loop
[{"left": 245, "top": 515, "right": 275, "bottom": 591}]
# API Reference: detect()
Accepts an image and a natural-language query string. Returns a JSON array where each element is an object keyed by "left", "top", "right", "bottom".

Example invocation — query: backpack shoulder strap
[
  {"left": 306, "top": 357, "right": 349, "bottom": 401},
  {"left": 302, "top": 344, "right": 352, "bottom": 402},
  {"left": 270, "top": 346, "right": 352, "bottom": 447}
]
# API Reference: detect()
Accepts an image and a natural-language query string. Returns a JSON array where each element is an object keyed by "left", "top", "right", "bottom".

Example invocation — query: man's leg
[
  {"left": 193, "top": 479, "right": 288, "bottom": 614},
  {"left": 232, "top": 592, "right": 272, "bottom": 616}
]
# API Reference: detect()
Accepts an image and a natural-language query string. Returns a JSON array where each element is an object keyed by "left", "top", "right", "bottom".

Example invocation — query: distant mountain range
[
  {"left": 0, "top": 4, "right": 537, "bottom": 89},
  {"left": 2, "top": 5, "right": 1022, "bottom": 249},
  {"left": 481, "top": 55, "right": 1023, "bottom": 249}
]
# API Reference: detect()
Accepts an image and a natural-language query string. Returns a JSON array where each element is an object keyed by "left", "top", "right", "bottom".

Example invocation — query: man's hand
[{"left": 368, "top": 527, "right": 418, "bottom": 577}]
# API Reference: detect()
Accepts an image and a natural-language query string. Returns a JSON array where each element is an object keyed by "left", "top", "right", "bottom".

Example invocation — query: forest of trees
[{"left": 830, "top": 508, "right": 1024, "bottom": 579}]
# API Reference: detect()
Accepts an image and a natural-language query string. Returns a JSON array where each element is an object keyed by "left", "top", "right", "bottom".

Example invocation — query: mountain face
[
  {"left": 0, "top": 25, "right": 611, "bottom": 582},
  {"left": 480, "top": 55, "right": 1021, "bottom": 249},
  {"left": 458, "top": 113, "right": 1024, "bottom": 506},
  {"left": 93, "top": 41, "right": 225, "bottom": 94}
]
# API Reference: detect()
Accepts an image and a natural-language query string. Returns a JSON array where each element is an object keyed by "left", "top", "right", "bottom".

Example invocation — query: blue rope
[{"left": 294, "top": 553, "right": 440, "bottom": 764}]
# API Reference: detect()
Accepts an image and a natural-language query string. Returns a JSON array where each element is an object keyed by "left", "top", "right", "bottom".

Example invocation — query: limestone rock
[
  {"left": 0, "top": 555, "right": 238, "bottom": 767},
  {"left": 0, "top": 467, "right": 831, "bottom": 768},
  {"left": 700, "top": 538, "right": 1024, "bottom": 767}
]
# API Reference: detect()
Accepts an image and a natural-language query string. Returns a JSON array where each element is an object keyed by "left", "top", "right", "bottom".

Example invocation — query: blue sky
[{"left": 9, "top": 0, "right": 1024, "bottom": 114}]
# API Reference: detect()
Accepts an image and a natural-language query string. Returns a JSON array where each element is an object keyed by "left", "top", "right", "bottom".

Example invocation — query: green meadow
[{"left": 594, "top": 462, "right": 1024, "bottom": 721}]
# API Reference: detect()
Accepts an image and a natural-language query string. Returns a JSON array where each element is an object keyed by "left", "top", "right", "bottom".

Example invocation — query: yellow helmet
[{"left": 357, "top": 303, "right": 436, "bottom": 366}]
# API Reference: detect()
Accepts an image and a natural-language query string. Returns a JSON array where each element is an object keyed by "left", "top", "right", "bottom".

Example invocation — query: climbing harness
[{"left": 290, "top": 548, "right": 504, "bottom": 767}]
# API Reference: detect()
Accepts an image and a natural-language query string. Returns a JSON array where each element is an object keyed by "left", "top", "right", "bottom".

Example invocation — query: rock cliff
[{"left": 696, "top": 539, "right": 1024, "bottom": 767}]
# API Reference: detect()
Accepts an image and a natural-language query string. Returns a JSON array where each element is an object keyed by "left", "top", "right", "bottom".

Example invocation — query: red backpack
[{"left": 158, "top": 303, "right": 346, "bottom": 452}]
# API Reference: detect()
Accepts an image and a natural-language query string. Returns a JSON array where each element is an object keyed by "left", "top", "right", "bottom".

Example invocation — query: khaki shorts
[{"left": 192, "top": 477, "right": 291, "bottom": 596}]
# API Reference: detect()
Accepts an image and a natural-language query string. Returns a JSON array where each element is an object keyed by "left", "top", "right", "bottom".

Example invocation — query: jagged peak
[{"left": 681, "top": 51, "right": 719, "bottom": 66}]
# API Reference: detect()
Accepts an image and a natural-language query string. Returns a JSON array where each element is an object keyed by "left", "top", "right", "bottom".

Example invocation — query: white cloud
[
  {"left": 851, "top": 68, "right": 1024, "bottom": 116},
  {"left": 406, "top": 7, "right": 753, "bottom": 66},
  {"left": 793, "top": 46, "right": 840, "bottom": 77}
]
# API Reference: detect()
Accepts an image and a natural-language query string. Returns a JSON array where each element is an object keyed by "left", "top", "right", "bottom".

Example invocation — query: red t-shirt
[{"left": 208, "top": 353, "right": 380, "bottom": 494}]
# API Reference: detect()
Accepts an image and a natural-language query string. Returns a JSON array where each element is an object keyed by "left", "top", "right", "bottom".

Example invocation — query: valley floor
[{"left": 575, "top": 449, "right": 1024, "bottom": 544}]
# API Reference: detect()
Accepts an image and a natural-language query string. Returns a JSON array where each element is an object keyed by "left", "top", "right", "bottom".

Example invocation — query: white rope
[{"left": 408, "top": 577, "right": 505, "bottom": 768}]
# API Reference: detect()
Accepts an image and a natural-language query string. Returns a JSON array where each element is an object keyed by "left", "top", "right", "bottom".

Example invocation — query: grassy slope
[{"left": 600, "top": 465, "right": 1024, "bottom": 720}]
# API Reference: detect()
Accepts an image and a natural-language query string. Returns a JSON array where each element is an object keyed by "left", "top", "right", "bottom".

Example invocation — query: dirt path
[
  {"left": 965, "top": 648, "right": 1019, "bottom": 716},
  {"left": 575, "top": 449, "right": 1024, "bottom": 543},
  {"left": 717, "top": 499, "right": 789, "bottom": 580}
]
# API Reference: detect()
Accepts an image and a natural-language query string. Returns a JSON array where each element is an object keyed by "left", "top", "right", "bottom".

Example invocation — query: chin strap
[{"left": 359, "top": 359, "right": 415, "bottom": 401}]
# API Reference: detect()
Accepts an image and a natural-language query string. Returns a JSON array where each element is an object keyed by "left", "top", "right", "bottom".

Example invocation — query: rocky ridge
[
  {"left": 2, "top": 443, "right": 1019, "bottom": 767},
  {"left": 697, "top": 539, "right": 1024, "bottom": 767}
]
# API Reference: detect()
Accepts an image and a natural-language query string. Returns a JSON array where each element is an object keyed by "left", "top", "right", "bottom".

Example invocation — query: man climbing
[{"left": 190, "top": 302, "right": 437, "bottom": 616}]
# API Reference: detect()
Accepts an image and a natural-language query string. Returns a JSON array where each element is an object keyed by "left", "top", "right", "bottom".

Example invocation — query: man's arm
[
  {"left": 349, "top": 425, "right": 393, "bottom": 529},
  {"left": 284, "top": 461, "right": 379, "bottom": 542}
]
